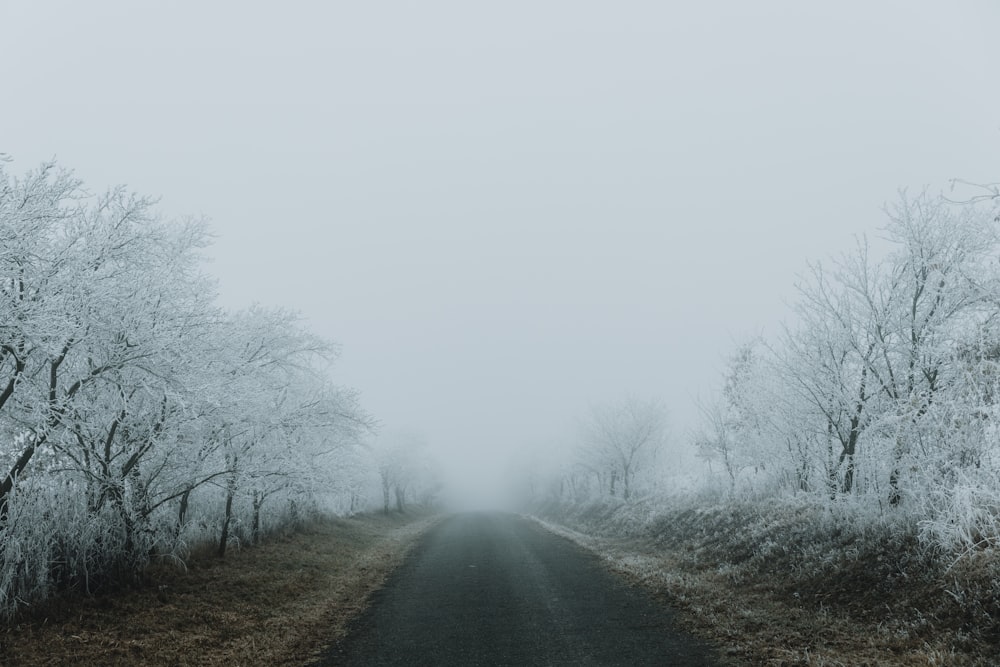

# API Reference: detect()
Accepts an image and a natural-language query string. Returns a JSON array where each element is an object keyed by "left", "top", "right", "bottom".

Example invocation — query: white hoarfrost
[{"left": 0, "top": 158, "right": 382, "bottom": 617}]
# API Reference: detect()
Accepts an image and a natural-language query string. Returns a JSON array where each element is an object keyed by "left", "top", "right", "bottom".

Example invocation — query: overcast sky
[{"left": 3, "top": 1, "right": 999, "bottom": 503}]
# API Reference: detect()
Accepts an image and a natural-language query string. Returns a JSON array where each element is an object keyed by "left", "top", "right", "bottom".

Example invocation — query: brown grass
[{"left": 0, "top": 511, "right": 438, "bottom": 666}]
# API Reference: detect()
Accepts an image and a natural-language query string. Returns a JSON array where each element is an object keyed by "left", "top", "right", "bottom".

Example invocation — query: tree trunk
[
  {"left": 887, "top": 432, "right": 907, "bottom": 506},
  {"left": 218, "top": 476, "right": 236, "bottom": 558},
  {"left": 395, "top": 484, "right": 405, "bottom": 513},
  {"left": 251, "top": 490, "right": 263, "bottom": 544},
  {"left": 176, "top": 487, "right": 192, "bottom": 539},
  {"left": 797, "top": 460, "right": 810, "bottom": 493},
  {"left": 107, "top": 481, "right": 139, "bottom": 563},
  {"left": 0, "top": 440, "right": 37, "bottom": 522},
  {"left": 841, "top": 454, "right": 855, "bottom": 495},
  {"left": 837, "top": 411, "right": 862, "bottom": 494}
]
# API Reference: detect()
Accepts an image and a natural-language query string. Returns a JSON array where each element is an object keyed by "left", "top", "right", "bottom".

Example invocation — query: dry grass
[
  {"left": 535, "top": 499, "right": 1000, "bottom": 666},
  {"left": 0, "top": 511, "right": 438, "bottom": 666}
]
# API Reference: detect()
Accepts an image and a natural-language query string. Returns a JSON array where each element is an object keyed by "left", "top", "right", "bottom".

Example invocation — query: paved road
[{"left": 318, "top": 512, "right": 719, "bottom": 666}]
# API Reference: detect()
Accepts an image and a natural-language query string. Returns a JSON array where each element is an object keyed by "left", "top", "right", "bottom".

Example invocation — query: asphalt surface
[{"left": 318, "top": 512, "right": 719, "bottom": 666}]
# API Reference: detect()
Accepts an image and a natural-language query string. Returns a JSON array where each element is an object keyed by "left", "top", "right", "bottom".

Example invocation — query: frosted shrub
[
  {"left": 918, "top": 469, "right": 1000, "bottom": 561},
  {"left": 0, "top": 491, "right": 50, "bottom": 618}
]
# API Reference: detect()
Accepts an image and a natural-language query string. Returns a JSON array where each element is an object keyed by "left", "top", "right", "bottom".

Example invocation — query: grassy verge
[
  {"left": 1, "top": 511, "right": 438, "bottom": 666},
  {"left": 533, "top": 497, "right": 1000, "bottom": 666}
]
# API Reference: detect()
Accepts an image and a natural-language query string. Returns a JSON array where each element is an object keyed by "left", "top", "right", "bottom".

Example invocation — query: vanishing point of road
[{"left": 318, "top": 512, "right": 720, "bottom": 666}]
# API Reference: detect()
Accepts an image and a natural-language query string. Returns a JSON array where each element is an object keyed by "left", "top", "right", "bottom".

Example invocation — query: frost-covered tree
[
  {"left": 374, "top": 431, "right": 440, "bottom": 514},
  {"left": 696, "top": 342, "right": 770, "bottom": 486},
  {"left": 187, "top": 307, "right": 372, "bottom": 556},
  {"left": 578, "top": 396, "right": 667, "bottom": 501},
  {"left": 0, "top": 160, "right": 214, "bottom": 525},
  {"left": 0, "top": 157, "right": 376, "bottom": 616},
  {"left": 870, "top": 194, "right": 998, "bottom": 503},
  {"left": 701, "top": 190, "right": 1000, "bottom": 512}
]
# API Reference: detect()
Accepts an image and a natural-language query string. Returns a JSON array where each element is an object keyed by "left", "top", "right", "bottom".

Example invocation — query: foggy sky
[{"left": 3, "top": 1, "right": 999, "bottom": 503}]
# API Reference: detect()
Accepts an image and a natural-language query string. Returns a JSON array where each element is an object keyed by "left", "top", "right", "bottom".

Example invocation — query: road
[{"left": 318, "top": 512, "right": 719, "bottom": 666}]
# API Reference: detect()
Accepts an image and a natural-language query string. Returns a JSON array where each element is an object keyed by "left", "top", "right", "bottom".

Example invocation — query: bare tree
[
  {"left": 579, "top": 396, "right": 667, "bottom": 501},
  {"left": 375, "top": 431, "right": 437, "bottom": 514}
]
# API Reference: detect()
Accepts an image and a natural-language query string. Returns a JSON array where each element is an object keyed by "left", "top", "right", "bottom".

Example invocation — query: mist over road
[{"left": 320, "top": 513, "right": 718, "bottom": 666}]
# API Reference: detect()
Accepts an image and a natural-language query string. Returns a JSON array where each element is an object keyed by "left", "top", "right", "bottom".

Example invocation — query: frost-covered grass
[
  {"left": 0, "top": 476, "right": 358, "bottom": 621},
  {"left": 533, "top": 491, "right": 1000, "bottom": 666},
  {"left": 2, "top": 510, "right": 437, "bottom": 666}
]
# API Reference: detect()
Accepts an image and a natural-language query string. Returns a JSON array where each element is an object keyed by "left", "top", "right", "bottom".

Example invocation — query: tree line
[
  {"left": 0, "top": 158, "right": 386, "bottom": 617},
  {"left": 693, "top": 188, "right": 1000, "bottom": 550},
  {"left": 530, "top": 185, "right": 1000, "bottom": 560},
  {"left": 521, "top": 395, "right": 670, "bottom": 504}
]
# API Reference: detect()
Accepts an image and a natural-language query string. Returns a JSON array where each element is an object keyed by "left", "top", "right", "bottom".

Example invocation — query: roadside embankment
[
  {"left": 532, "top": 496, "right": 1000, "bottom": 666},
  {"left": 1, "top": 511, "right": 439, "bottom": 666}
]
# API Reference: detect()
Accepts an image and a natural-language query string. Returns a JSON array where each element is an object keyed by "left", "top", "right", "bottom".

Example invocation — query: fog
[{"left": 3, "top": 1, "right": 999, "bottom": 509}]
